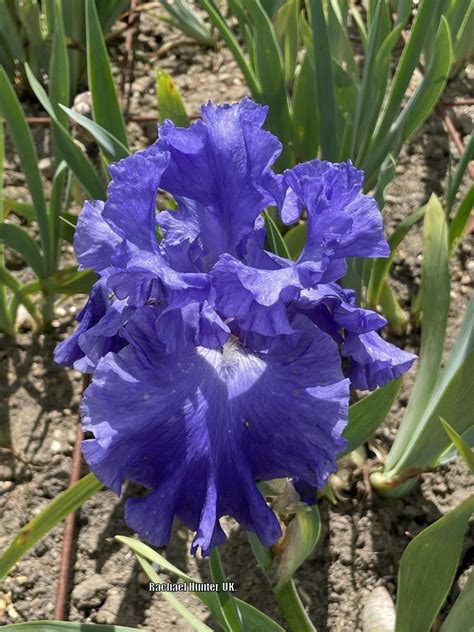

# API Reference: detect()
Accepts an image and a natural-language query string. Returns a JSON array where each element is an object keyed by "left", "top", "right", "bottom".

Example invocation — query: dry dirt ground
[{"left": 0, "top": 9, "right": 473, "bottom": 632}]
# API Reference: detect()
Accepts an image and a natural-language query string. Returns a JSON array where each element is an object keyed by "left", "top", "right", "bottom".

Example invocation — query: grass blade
[
  {"left": 0, "top": 472, "right": 103, "bottom": 580},
  {"left": 0, "top": 223, "right": 46, "bottom": 278},
  {"left": 136, "top": 555, "right": 213, "bottom": 631},
  {"left": 48, "top": 161, "right": 68, "bottom": 270},
  {"left": 264, "top": 210, "right": 291, "bottom": 258},
  {"left": 448, "top": 184, "right": 474, "bottom": 254},
  {"left": 446, "top": 133, "right": 474, "bottom": 213},
  {"left": 440, "top": 566, "right": 474, "bottom": 632},
  {"left": 116, "top": 535, "right": 226, "bottom": 617},
  {"left": 349, "top": 0, "right": 389, "bottom": 157},
  {"left": 117, "top": 535, "right": 284, "bottom": 631},
  {"left": 49, "top": 0, "right": 70, "bottom": 127},
  {"left": 440, "top": 417, "right": 474, "bottom": 474},
  {"left": 284, "top": 222, "right": 307, "bottom": 260},
  {"left": 42, "top": 266, "right": 96, "bottom": 295},
  {"left": 366, "top": 204, "right": 426, "bottom": 307},
  {"left": 0, "top": 115, "right": 13, "bottom": 334},
  {"left": 0, "top": 1, "right": 27, "bottom": 64},
  {"left": 291, "top": 52, "right": 319, "bottom": 161},
  {"left": 208, "top": 550, "right": 243, "bottom": 632},
  {"left": 60, "top": 105, "right": 130, "bottom": 162},
  {"left": 0, "top": 266, "right": 41, "bottom": 329},
  {"left": 375, "top": 0, "right": 438, "bottom": 142},
  {"left": 85, "top": 0, "right": 128, "bottom": 148},
  {"left": 242, "top": 0, "right": 292, "bottom": 168},
  {"left": 274, "top": 0, "right": 300, "bottom": 87},
  {"left": 364, "top": 16, "right": 452, "bottom": 186},
  {"left": 198, "top": 0, "right": 261, "bottom": 97}
]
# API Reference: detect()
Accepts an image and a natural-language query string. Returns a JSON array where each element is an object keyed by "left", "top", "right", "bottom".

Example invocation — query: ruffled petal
[
  {"left": 103, "top": 145, "right": 169, "bottom": 252},
  {"left": 157, "top": 99, "right": 282, "bottom": 264},
  {"left": 54, "top": 280, "right": 127, "bottom": 372},
  {"left": 297, "top": 284, "right": 387, "bottom": 341},
  {"left": 342, "top": 331, "right": 416, "bottom": 391},
  {"left": 80, "top": 315, "right": 348, "bottom": 554},
  {"left": 282, "top": 161, "right": 390, "bottom": 270},
  {"left": 74, "top": 201, "right": 120, "bottom": 272}
]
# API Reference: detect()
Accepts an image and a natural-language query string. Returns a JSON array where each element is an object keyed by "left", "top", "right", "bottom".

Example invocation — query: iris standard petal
[{"left": 157, "top": 99, "right": 282, "bottom": 263}]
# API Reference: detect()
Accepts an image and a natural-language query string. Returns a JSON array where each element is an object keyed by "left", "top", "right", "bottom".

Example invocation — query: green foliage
[
  {"left": 440, "top": 418, "right": 474, "bottom": 474},
  {"left": 85, "top": 0, "right": 128, "bottom": 149},
  {"left": 158, "top": 0, "right": 215, "bottom": 46},
  {"left": 0, "top": 2, "right": 101, "bottom": 333},
  {"left": 156, "top": 67, "right": 190, "bottom": 127},
  {"left": 372, "top": 276, "right": 474, "bottom": 495},
  {"left": 0, "top": 0, "right": 129, "bottom": 93},
  {"left": 200, "top": 0, "right": 454, "bottom": 183},
  {"left": 341, "top": 379, "right": 402, "bottom": 458},
  {"left": 395, "top": 494, "right": 474, "bottom": 632},
  {"left": 440, "top": 566, "right": 474, "bottom": 632}
]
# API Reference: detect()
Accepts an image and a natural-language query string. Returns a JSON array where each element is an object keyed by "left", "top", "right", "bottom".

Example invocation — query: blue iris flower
[{"left": 55, "top": 99, "right": 416, "bottom": 555}]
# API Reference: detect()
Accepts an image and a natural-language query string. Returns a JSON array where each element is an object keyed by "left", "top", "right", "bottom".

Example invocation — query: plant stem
[
  {"left": 41, "top": 292, "right": 55, "bottom": 331},
  {"left": 275, "top": 580, "right": 317, "bottom": 632}
]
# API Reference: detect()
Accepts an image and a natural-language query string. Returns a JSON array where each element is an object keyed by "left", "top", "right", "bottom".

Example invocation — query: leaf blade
[
  {"left": 395, "top": 495, "right": 474, "bottom": 632},
  {"left": 0, "top": 473, "right": 103, "bottom": 580},
  {"left": 85, "top": 0, "right": 128, "bottom": 148}
]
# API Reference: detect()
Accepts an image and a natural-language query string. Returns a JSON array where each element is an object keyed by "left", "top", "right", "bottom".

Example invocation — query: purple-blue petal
[
  {"left": 342, "top": 331, "right": 417, "bottom": 391},
  {"left": 282, "top": 160, "right": 390, "bottom": 266},
  {"left": 80, "top": 315, "right": 348, "bottom": 554}
]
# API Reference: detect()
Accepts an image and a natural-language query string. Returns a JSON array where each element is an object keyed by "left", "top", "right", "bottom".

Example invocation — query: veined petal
[
  {"left": 342, "top": 331, "right": 416, "bottom": 391},
  {"left": 103, "top": 145, "right": 169, "bottom": 251},
  {"left": 54, "top": 279, "right": 127, "bottom": 373},
  {"left": 211, "top": 254, "right": 302, "bottom": 336},
  {"left": 283, "top": 160, "right": 390, "bottom": 269},
  {"left": 297, "top": 284, "right": 387, "bottom": 340},
  {"left": 74, "top": 201, "right": 120, "bottom": 272},
  {"left": 81, "top": 315, "right": 348, "bottom": 554},
  {"left": 157, "top": 99, "right": 282, "bottom": 264}
]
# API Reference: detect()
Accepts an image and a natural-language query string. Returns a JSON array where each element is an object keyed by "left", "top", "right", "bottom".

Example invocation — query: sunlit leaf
[
  {"left": 440, "top": 417, "right": 474, "bottom": 474},
  {"left": 156, "top": 68, "right": 189, "bottom": 127},
  {"left": 341, "top": 379, "right": 401, "bottom": 458},
  {"left": 395, "top": 495, "right": 474, "bottom": 632},
  {"left": 85, "top": 0, "right": 128, "bottom": 148}
]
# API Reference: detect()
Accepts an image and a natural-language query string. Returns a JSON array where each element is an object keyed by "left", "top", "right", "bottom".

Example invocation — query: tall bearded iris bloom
[{"left": 55, "top": 99, "right": 415, "bottom": 555}]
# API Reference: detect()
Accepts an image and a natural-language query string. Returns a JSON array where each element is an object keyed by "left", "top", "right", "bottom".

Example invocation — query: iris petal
[
  {"left": 343, "top": 330, "right": 416, "bottom": 391},
  {"left": 81, "top": 315, "right": 348, "bottom": 553},
  {"left": 56, "top": 99, "right": 416, "bottom": 554}
]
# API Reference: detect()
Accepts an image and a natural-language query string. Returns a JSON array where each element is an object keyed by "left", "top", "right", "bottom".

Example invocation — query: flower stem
[{"left": 274, "top": 580, "right": 317, "bottom": 632}]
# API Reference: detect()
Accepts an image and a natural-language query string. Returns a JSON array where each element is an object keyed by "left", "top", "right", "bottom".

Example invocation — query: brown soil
[{"left": 0, "top": 10, "right": 473, "bottom": 632}]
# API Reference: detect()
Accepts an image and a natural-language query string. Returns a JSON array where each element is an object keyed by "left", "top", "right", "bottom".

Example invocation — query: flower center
[{"left": 197, "top": 336, "right": 266, "bottom": 397}]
